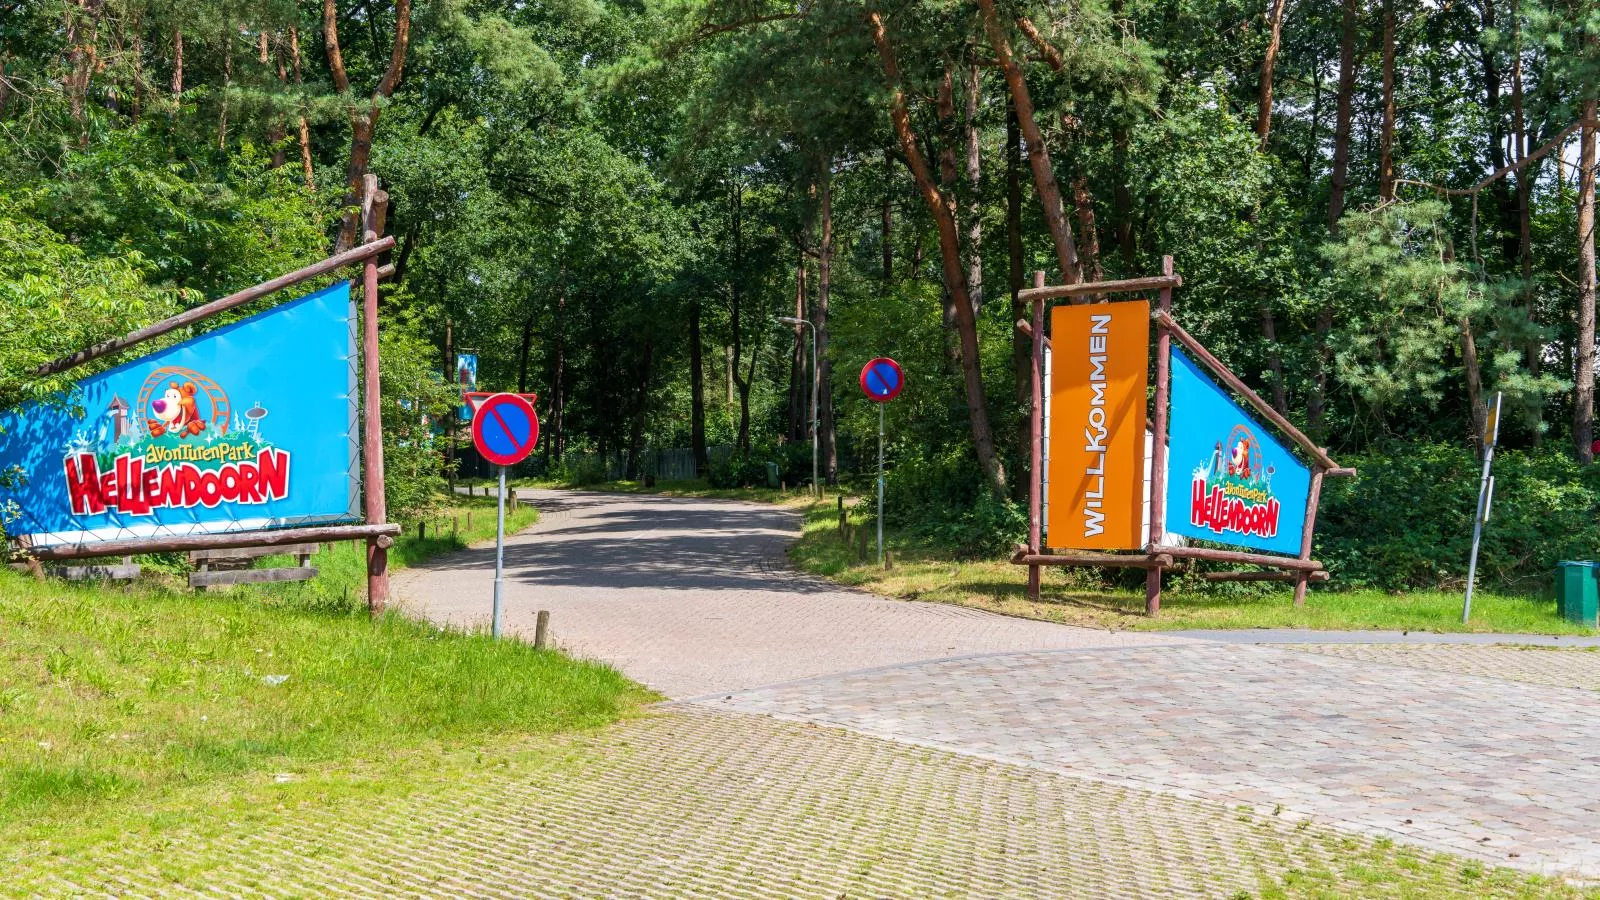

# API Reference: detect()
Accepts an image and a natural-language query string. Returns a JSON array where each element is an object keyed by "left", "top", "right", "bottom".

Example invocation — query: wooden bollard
[
  {"left": 534, "top": 610, "right": 550, "bottom": 649},
  {"left": 467, "top": 510, "right": 473, "bottom": 530},
  {"left": 839, "top": 510, "right": 847, "bottom": 537},
  {"left": 885, "top": 550, "right": 894, "bottom": 571},
  {"left": 452, "top": 516, "right": 459, "bottom": 539},
  {"left": 418, "top": 522, "right": 426, "bottom": 540}
]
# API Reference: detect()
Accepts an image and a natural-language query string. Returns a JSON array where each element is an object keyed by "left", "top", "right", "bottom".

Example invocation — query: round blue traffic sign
[
  {"left": 859, "top": 358, "right": 904, "bottom": 402},
  {"left": 472, "top": 393, "right": 540, "bottom": 467}
]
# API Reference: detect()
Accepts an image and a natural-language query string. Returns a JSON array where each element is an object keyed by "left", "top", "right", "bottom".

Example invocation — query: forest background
[{"left": 5, "top": 0, "right": 1600, "bottom": 594}]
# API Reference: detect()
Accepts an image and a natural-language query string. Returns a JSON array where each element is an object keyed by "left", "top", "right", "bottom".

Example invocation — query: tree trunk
[
  {"left": 553, "top": 288, "right": 566, "bottom": 462},
  {"left": 268, "top": 34, "right": 288, "bottom": 167},
  {"left": 788, "top": 253, "right": 807, "bottom": 442},
  {"left": 689, "top": 298, "right": 707, "bottom": 474},
  {"left": 1461, "top": 315, "right": 1487, "bottom": 447},
  {"left": 938, "top": 67, "right": 961, "bottom": 338},
  {"left": 288, "top": 27, "right": 314, "bottom": 190},
  {"left": 965, "top": 63, "right": 983, "bottom": 311},
  {"left": 869, "top": 9, "right": 1006, "bottom": 498},
  {"left": 218, "top": 23, "right": 231, "bottom": 150},
  {"left": 1007, "top": 97, "right": 1028, "bottom": 405},
  {"left": 1312, "top": 0, "right": 1360, "bottom": 437},
  {"left": 1072, "top": 176, "right": 1103, "bottom": 284},
  {"left": 976, "top": 0, "right": 1081, "bottom": 285},
  {"left": 1256, "top": 0, "right": 1288, "bottom": 150},
  {"left": 728, "top": 180, "right": 755, "bottom": 454},
  {"left": 626, "top": 341, "right": 653, "bottom": 480},
  {"left": 1328, "top": 0, "right": 1358, "bottom": 233},
  {"left": 1577, "top": 101, "right": 1597, "bottom": 464},
  {"left": 516, "top": 315, "right": 534, "bottom": 393},
  {"left": 1255, "top": 0, "right": 1289, "bottom": 414},
  {"left": 1378, "top": 0, "right": 1397, "bottom": 202},
  {"left": 882, "top": 148, "right": 895, "bottom": 281},
  {"left": 170, "top": 27, "right": 182, "bottom": 102},
  {"left": 818, "top": 161, "right": 838, "bottom": 484},
  {"left": 1112, "top": 126, "right": 1136, "bottom": 271},
  {"left": 326, "top": 0, "right": 413, "bottom": 251}
]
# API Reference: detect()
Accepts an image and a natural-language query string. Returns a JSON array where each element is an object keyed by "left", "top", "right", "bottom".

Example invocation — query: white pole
[
  {"left": 493, "top": 464, "right": 507, "bottom": 638},
  {"left": 877, "top": 401, "right": 885, "bottom": 566},
  {"left": 810, "top": 323, "right": 820, "bottom": 497},
  {"left": 1462, "top": 392, "right": 1502, "bottom": 624}
]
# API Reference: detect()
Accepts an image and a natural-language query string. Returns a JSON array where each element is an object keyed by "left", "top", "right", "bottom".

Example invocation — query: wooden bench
[{"left": 189, "top": 543, "right": 319, "bottom": 589}]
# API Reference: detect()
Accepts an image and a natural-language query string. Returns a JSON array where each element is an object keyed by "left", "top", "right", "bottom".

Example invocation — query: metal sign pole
[
  {"left": 877, "top": 401, "right": 885, "bottom": 566},
  {"left": 493, "top": 463, "right": 507, "bottom": 638},
  {"left": 1462, "top": 391, "right": 1502, "bottom": 624}
]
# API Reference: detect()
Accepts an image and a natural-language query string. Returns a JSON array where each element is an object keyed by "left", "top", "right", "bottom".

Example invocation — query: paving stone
[
  {"left": 695, "top": 644, "right": 1600, "bottom": 878},
  {"left": 394, "top": 490, "right": 1182, "bottom": 699},
  {"left": 4, "top": 710, "right": 1545, "bottom": 898}
]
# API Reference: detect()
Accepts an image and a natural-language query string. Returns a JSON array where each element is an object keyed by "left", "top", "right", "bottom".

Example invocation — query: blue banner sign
[
  {"left": 1165, "top": 348, "right": 1311, "bottom": 555},
  {"left": 456, "top": 353, "right": 479, "bottom": 421},
  {"left": 0, "top": 282, "right": 359, "bottom": 549}
]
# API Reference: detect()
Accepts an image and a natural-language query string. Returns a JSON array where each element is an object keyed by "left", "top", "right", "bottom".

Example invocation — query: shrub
[
  {"left": 707, "top": 451, "right": 768, "bottom": 489},
  {"left": 1317, "top": 443, "right": 1600, "bottom": 592}
]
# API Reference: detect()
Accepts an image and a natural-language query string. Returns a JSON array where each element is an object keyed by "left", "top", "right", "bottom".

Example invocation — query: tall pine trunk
[
  {"left": 1378, "top": 0, "right": 1397, "bottom": 202},
  {"left": 975, "top": 0, "right": 1081, "bottom": 285},
  {"left": 1313, "top": 0, "right": 1360, "bottom": 438},
  {"left": 689, "top": 298, "right": 708, "bottom": 475},
  {"left": 818, "top": 161, "right": 838, "bottom": 484},
  {"left": 1577, "top": 102, "right": 1597, "bottom": 464},
  {"left": 870, "top": 9, "right": 1006, "bottom": 498},
  {"left": 1256, "top": 0, "right": 1287, "bottom": 150}
]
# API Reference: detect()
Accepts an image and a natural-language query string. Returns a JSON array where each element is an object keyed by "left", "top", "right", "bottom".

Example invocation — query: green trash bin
[
  {"left": 765, "top": 461, "right": 780, "bottom": 489},
  {"left": 1555, "top": 561, "right": 1600, "bottom": 626}
]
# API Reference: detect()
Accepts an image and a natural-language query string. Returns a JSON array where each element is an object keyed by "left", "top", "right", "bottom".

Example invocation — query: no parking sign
[{"left": 463, "top": 390, "right": 540, "bottom": 639}]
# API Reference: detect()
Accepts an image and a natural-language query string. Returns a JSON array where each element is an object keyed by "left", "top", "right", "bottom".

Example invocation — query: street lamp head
[{"left": 776, "top": 316, "right": 805, "bottom": 326}]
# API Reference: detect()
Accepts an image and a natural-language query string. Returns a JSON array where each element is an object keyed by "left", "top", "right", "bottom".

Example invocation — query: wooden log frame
[
  {"left": 14, "top": 178, "right": 395, "bottom": 614},
  {"left": 24, "top": 523, "right": 398, "bottom": 562},
  {"left": 1016, "top": 259, "right": 1354, "bottom": 614}
]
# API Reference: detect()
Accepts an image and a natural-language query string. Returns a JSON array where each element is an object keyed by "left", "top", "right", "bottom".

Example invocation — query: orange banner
[{"left": 1047, "top": 300, "right": 1150, "bottom": 550}]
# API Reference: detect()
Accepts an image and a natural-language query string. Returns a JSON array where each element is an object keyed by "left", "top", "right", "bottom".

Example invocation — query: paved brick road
[
  {"left": 395, "top": 490, "right": 1181, "bottom": 699},
  {"left": 9, "top": 711, "right": 1557, "bottom": 898},
  {"left": 388, "top": 489, "right": 1600, "bottom": 887},
  {"left": 698, "top": 643, "right": 1600, "bottom": 876}
]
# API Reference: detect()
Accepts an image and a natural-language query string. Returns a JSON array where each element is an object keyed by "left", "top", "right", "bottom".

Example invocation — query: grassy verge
[
  {"left": 534, "top": 480, "right": 1590, "bottom": 636},
  {"left": 0, "top": 495, "right": 648, "bottom": 844},
  {"left": 789, "top": 498, "right": 1594, "bottom": 635}
]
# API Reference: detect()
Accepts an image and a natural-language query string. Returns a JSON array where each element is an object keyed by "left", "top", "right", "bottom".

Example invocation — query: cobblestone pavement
[
  {"left": 695, "top": 643, "right": 1600, "bottom": 878},
  {"left": 9, "top": 709, "right": 1560, "bottom": 899},
  {"left": 394, "top": 490, "right": 1182, "bottom": 699},
  {"left": 1292, "top": 642, "right": 1600, "bottom": 691},
  {"left": 391, "top": 489, "right": 1600, "bottom": 887}
]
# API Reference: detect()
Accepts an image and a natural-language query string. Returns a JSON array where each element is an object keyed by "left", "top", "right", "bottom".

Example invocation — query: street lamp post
[{"left": 777, "top": 316, "right": 819, "bottom": 495}]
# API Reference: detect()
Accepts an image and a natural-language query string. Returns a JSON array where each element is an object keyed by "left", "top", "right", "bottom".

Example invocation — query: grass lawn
[
  {"left": 0, "top": 495, "right": 651, "bottom": 846},
  {"left": 527, "top": 478, "right": 1592, "bottom": 636}
]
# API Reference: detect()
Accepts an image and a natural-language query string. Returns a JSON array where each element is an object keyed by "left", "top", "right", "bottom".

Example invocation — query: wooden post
[
  {"left": 452, "top": 516, "right": 459, "bottom": 539},
  {"left": 1294, "top": 466, "right": 1326, "bottom": 606},
  {"left": 361, "top": 175, "right": 390, "bottom": 616},
  {"left": 1145, "top": 256, "right": 1175, "bottom": 616},
  {"left": 1028, "top": 270, "right": 1046, "bottom": 600},
  {"left": 534, "top": 609, "right": 550, "bottom": 649}
]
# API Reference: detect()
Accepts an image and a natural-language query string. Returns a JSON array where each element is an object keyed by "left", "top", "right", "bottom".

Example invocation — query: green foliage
[
  {"left": 378, "top": 320, "right": 459, "bottom": 525},
  {"left": 0, "top": 194, "right": 184, "bottom": 413},
  {"left": 1318, "top": 444, "right": 1600, "bottom": 592},
  {"left": 707, "top": 450, "right": 768, "bottom": 488}
]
